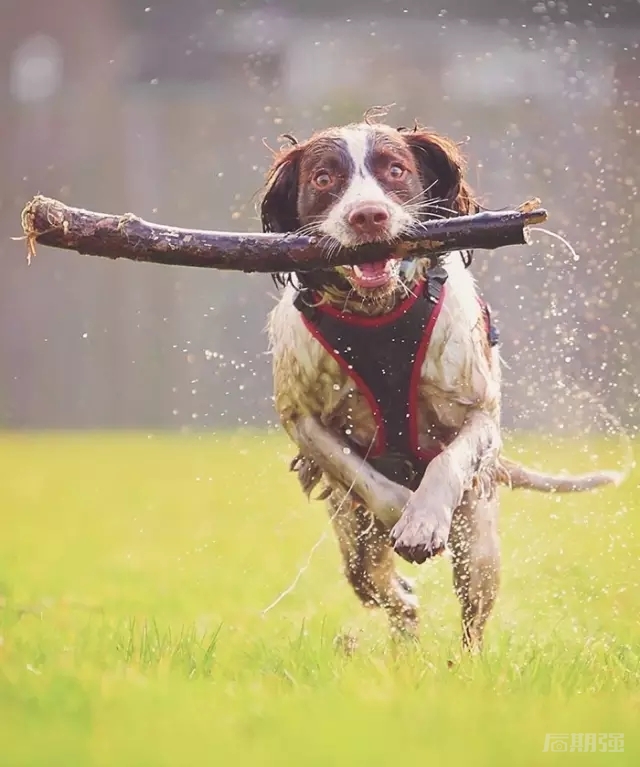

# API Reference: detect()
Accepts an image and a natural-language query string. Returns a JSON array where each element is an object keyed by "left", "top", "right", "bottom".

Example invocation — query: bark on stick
[{"left": 19, "top": 195, "right": 548, "bottom": 272}]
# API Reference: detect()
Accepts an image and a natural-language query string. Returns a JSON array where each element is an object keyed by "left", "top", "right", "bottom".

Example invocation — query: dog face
[{"left": 261, "top": 121, "right": 477, "bottom": 304}]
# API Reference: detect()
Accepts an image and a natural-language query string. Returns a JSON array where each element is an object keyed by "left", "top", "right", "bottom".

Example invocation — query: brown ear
[
  {"left": 260, "top": 145, "right": 303, "bottom": 233},
  {"left": 399, "top": 128, "right": 477, "bottom": 217}
]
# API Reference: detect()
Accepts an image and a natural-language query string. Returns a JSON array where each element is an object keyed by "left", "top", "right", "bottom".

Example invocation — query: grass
[{"left": 0, "top": 430, "right": 638, "bottom": 766}]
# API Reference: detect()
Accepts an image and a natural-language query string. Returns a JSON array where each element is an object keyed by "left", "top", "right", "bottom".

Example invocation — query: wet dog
[{"left": 263, "top": 118, "right": 620, "bottom": 648}]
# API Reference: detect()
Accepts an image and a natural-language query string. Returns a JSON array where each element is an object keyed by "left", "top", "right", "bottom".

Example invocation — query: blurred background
[{"left": 0, "top": 0, "right": 638, "bottom": 435}]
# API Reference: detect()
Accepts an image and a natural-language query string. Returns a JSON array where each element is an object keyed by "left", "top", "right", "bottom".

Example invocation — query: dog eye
[
  {"left": 389, "top": 163, "right": 406, "bottom": 179},
  {"left": 312, "top": 171, "right": 333, "bottom": 189}
]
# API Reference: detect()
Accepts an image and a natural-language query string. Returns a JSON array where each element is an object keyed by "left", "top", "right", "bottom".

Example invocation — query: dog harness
[{"left": 293, "top": 262, "right": 499, "bottom": 490}]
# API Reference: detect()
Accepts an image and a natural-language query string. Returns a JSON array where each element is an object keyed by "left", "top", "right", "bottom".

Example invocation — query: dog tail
[{"left": 497, "top": 457, "right": 626, "bottom": 493}]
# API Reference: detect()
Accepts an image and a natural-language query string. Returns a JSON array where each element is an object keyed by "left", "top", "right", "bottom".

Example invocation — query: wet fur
[{"left": 262, "top": 119, "right": 621, "bottom": 649}]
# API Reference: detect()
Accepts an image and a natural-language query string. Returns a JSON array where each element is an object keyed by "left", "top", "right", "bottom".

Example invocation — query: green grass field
[{"left": 0, "top": 431, "right": 638, "bottom": 766}]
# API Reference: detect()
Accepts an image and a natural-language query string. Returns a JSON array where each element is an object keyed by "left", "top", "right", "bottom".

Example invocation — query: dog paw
[{"left": 390, "top": 507, "right": 449, "bottom": 564}]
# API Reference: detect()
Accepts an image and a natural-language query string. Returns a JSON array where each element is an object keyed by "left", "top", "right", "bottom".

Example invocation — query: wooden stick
[{"left": 19, "top": 195, "right": 548, "bottom": 272}]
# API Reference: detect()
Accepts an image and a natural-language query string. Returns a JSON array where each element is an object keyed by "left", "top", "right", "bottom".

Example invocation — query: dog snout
[{"left": 347, "top": 203, "right": 391, "bottom": 238}]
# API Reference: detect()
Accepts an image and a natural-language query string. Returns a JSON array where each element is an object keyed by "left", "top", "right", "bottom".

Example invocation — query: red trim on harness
[
  {"left": 408, "top": 285, "right": 446, "bottom": 463},
  {"left": 300, "top": 314, "right": 387, "bottom": 457}
]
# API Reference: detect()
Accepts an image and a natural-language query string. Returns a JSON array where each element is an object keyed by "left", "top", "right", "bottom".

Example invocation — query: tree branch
[{"left": 19, "top": 195, "right": 548, "bottom": 272}]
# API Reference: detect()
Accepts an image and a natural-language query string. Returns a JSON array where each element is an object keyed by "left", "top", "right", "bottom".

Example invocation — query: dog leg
[
  {"left": 327, "top": 491, "right": 419, "bottom": 638},
  {"left": 292, "top": 415, "right": 411, "bottom": 528},
  {"left": 448, "top": 489, "right": 500, "bottom": 652},
  {"left": 390, "top": 409, "right": 500, "bottom": 564}
]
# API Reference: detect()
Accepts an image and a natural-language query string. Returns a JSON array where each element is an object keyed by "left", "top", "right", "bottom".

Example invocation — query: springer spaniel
[{"left": 263, "top": 117, "right": 620, "bottom": 649}]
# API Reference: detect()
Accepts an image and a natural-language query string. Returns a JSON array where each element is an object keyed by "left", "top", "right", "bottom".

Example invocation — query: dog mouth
[
  {"left": 340, "top": 253, "right": 401, "bottom": 295},
  {"left": 350, "top": 259, "right": 396, "bottom": 289}
]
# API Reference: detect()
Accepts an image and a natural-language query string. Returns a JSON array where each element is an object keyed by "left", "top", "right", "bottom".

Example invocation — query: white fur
[
  {"left": 268, "top": 284, "right": 324, "bottom": 381},
  {"left": 318, "top": 125, "right": 412, "bottom": 247},
  {"left": 423, "top": 252, "right": 502, "bottom": 426}
]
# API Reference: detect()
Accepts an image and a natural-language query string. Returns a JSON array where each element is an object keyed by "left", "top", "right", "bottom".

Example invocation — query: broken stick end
[
  {"left": 19, "top": 196, "right": 45, "bottom": 265},
  {"left": 517, "top": 197, "right": 542, "bottom": 214},
  {"left": 521, "top": 205, "right": 549, "bottom": 247},
  {"left": 19, "top": 195, "right": 70, "bottom": 265},
  {"left": 518, "top": 199, "right": 549, "bottom": 227}
]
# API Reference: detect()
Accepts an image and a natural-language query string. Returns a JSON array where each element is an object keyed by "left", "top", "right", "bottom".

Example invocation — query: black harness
[{"left": 294, "top": 264, "right": 499, "bottom": 490}]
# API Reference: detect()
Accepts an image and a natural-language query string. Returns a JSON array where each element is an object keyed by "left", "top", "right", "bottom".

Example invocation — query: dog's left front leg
[
  {"left": 292, "top": 415, "right": 412, "bottom": 528},
  {"left": 390, "top": 409, "right": 501, "bottom": 564}
]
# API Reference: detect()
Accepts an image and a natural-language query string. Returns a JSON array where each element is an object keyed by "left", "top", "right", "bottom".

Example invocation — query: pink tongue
[
  {"left": 357, "top": 262, "right": 387, "bottom": 276},
  {"left": 352, "top": 259, "right": 392, "bottom": 288}
]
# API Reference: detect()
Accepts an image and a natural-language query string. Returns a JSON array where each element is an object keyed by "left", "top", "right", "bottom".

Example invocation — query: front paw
[{"left": 390, "top": 501, "right": 450, "bottom": 564}]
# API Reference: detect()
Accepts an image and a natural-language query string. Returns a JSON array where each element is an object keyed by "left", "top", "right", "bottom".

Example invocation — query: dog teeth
[{"left": 353, "top": 262, "right": 392, "bottom": 282}]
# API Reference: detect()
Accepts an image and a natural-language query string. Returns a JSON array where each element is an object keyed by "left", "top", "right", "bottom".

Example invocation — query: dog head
[{"left": 261, "top": 118, "right": 477, "bottom": 309}]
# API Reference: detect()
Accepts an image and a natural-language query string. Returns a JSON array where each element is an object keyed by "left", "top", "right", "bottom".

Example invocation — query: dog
[{"left": 262, "top": 115, "right": 621, "bottom": 650}]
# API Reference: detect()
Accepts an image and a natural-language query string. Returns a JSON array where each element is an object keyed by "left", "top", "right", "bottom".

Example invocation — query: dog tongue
[
  {"left": 352, "top": 260, "right": 391, "bottom": 288},
  {"left": 358, "top": 262, "right": 386, "bottom": 276}
]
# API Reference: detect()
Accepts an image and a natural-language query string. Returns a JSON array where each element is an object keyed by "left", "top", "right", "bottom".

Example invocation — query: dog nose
[{"left": 347, "top": 204, "right": 390, "bottom": 236}]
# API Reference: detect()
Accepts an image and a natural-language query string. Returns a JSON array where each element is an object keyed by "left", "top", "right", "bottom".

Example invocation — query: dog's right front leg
[{"left": 291, "top": 415, "right": 411, "bottom": 528}]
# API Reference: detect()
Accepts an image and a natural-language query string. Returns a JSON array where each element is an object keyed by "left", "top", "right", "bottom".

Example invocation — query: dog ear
[
  {"left": 260, "top": 145, "right": 303, "bottom": 233},
  {"left": 399, "top": 128, "right": 477, "bottom": 217}
]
